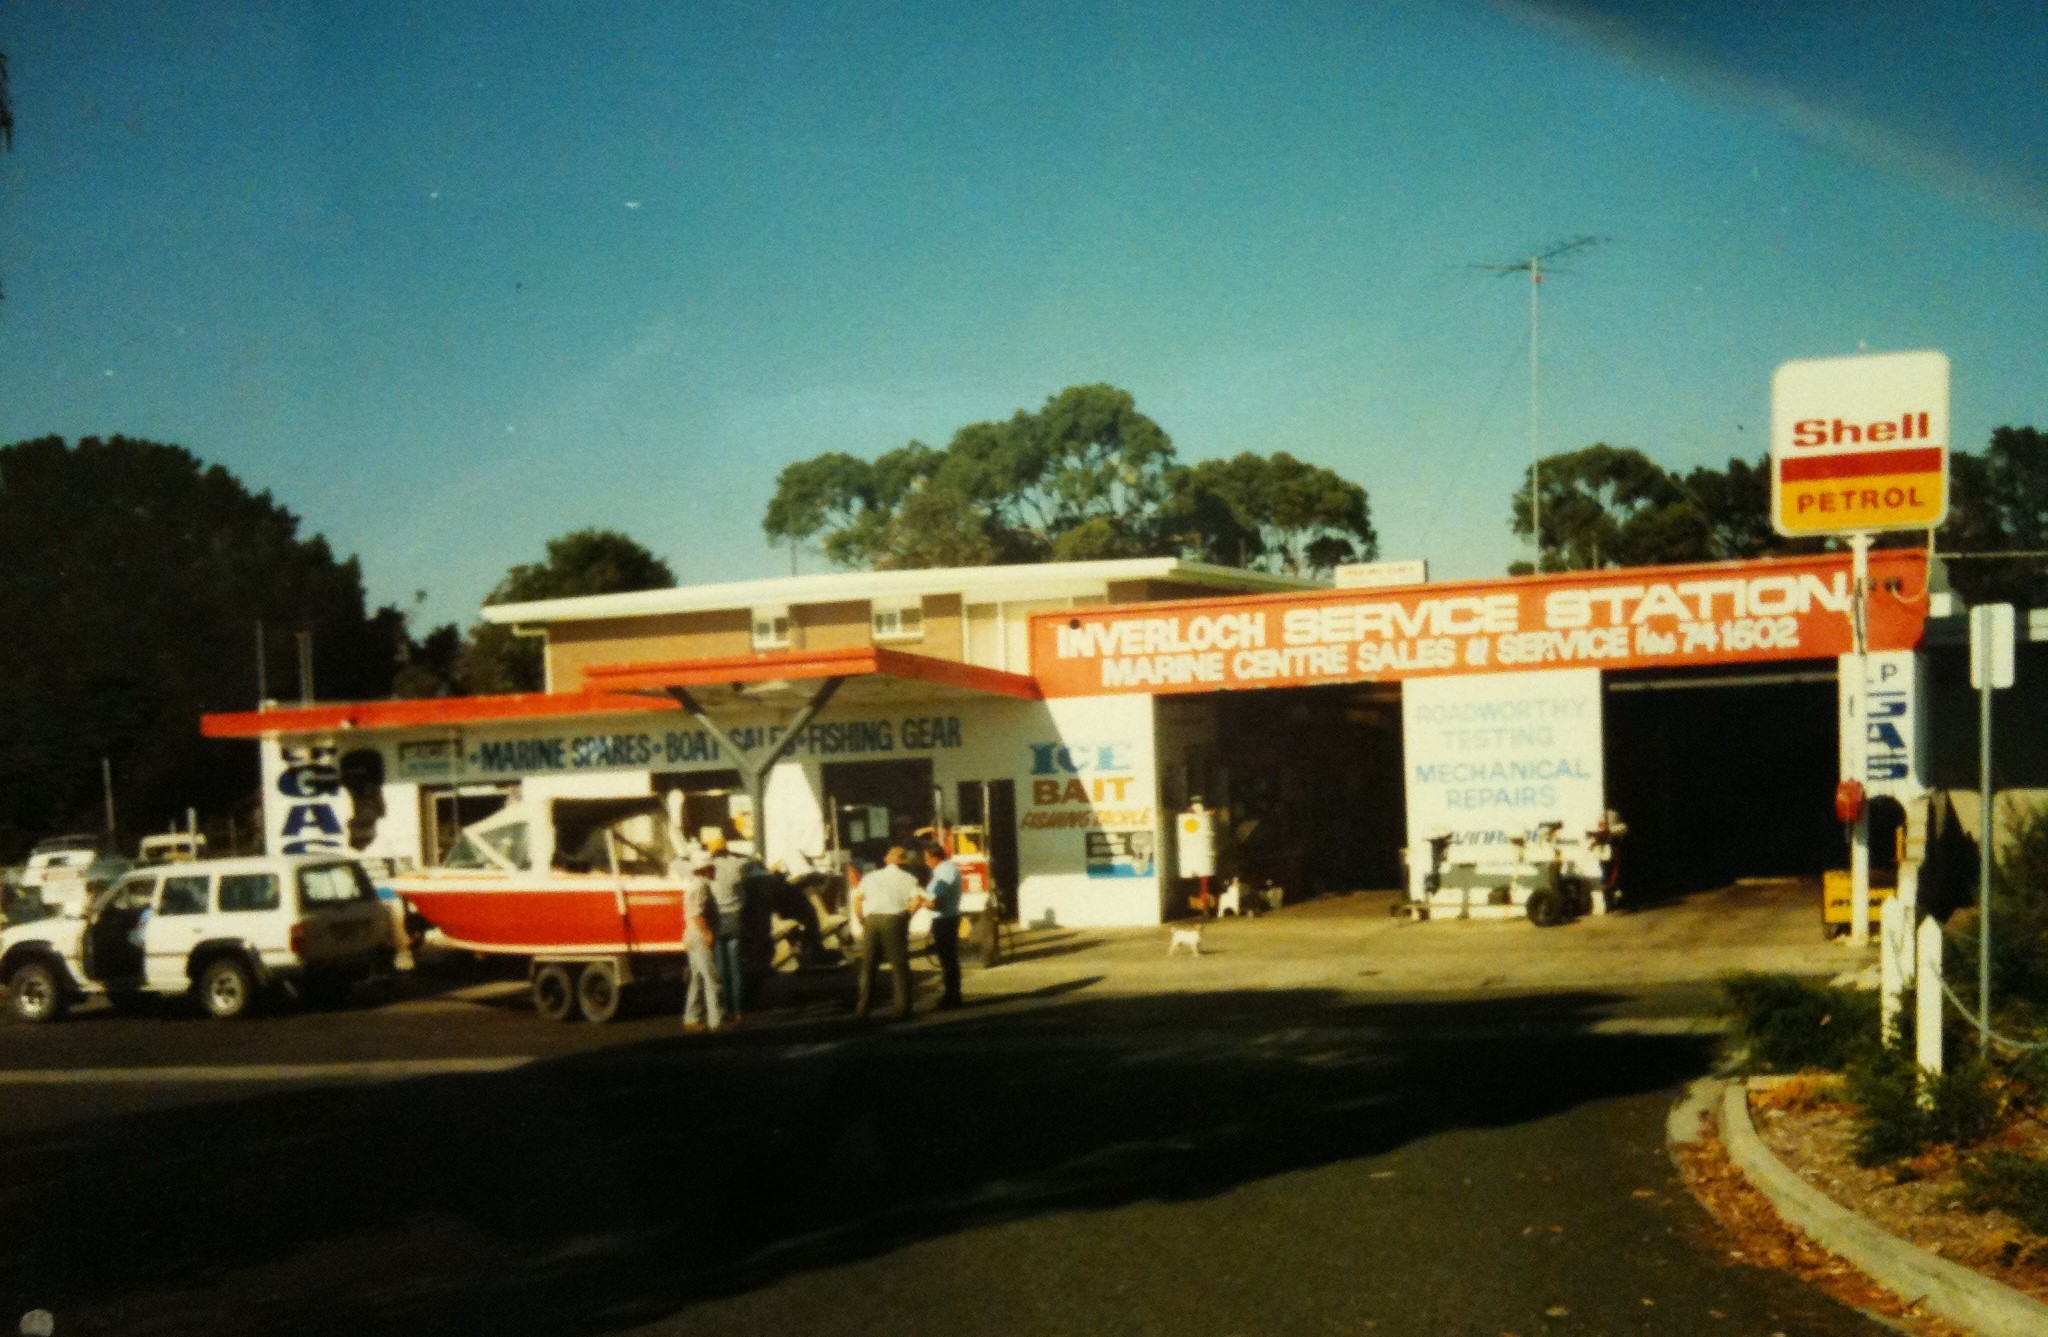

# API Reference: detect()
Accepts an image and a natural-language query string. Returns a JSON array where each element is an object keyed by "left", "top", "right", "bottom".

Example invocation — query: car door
[
  {"left": 84, "top": 874, "right": 156, "bottom": 985},
  {"left": 143, "top": 872, "right": 212, "bottom": 993},
  {"left": 293, "top": 863, "right": 387, "bottom": 965}
]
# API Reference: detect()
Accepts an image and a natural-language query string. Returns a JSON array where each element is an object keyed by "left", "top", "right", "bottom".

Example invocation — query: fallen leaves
[{"left": 1675, "top": 1127, "right": 1973, "bottom": 1337}]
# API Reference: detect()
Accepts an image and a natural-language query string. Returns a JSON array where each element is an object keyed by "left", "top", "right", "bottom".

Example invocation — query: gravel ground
[{"left": 1748, "top": 1075, "right": 2048, "bottom": 1307}]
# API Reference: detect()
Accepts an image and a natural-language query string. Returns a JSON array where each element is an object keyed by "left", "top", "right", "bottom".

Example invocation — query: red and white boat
[{"left": 392, "top": 799, "right": 690, "bottom": 959}]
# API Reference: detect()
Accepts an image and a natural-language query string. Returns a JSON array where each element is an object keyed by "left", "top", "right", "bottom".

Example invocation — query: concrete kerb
[{"left": 1678, "top": 1077, "right": 2048, "bottom": 1337}]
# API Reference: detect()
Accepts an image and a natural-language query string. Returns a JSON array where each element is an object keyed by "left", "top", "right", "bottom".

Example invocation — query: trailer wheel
[
  {"left": 533, "top": 963, "right": 579, "bottom": 1022},
  {"left": 576, "top": 962, "right": 622, "bottom": 1023},
  {"left": 1525, "top": 889, "right": 1567, "bottom": 928}
]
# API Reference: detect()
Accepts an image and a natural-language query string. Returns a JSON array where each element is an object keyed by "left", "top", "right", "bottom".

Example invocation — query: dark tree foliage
[
  {"left": 764, "top": 384, "right": 1376, "bottom": 576},
  {"left": 1509, "top": 447, "right": 1830, "bottom": 574},
  {"left": 452, "top": 529, "right": 676, "bottom": 694},
  {"left": 1164, "top": 451, "right": 1378, "bottom": 574},
  {"left": 0, "top": 436, "right": 405, "bottom": 859},
  {"left": 1938, "top": 426, "right": 2048, "bottom": 606}
]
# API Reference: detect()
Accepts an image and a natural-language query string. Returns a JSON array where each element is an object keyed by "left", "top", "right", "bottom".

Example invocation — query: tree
[
  {"left": 1939, "top": 426, "right": 2048, "bottom": 605},
  {"left": 0, "top": 436, "right": 406, "bottom": 858},
  {"left": 1509, "top": 445, "right": 1702, "bottom": 571},
  {"left": 1165, "top": 452, "right": 1378, "bottom": 574},
  {"left": 765, "top": 384, "right": 1377, "bottom": 575},
  {"left": 456, "top": 529, "right": 676, "bottom": 693}
]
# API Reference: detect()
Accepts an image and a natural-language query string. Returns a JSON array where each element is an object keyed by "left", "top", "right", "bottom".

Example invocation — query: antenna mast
[{"left": 1473, "top": 235, "right": 1605, "bottom": 569}]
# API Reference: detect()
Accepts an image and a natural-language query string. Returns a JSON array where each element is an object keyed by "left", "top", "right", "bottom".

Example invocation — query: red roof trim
[{"left": 201, "top": 689, "right": 679, "bottom": 739}]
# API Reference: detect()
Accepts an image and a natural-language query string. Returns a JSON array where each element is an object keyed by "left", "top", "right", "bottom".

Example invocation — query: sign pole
[
  {"left": 1848, "top": 533, "right": 1873, "bottom": 944},
  {"left": 1979, "top": 654, "right": 1994, "bottom": 1051},
  {"left": 1968, "top": 603, "right": 2015, "bottom": 1054},
  {"left": 1771, "top": 352, "right": 1950, "bottom": 953}
]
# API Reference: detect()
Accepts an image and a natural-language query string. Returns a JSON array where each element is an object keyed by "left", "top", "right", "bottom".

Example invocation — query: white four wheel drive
[{"left": 0, "top": 854, "right": 394, "bottom": 1022}]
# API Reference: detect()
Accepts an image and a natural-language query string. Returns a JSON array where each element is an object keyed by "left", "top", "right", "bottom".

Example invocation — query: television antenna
[{"left": 1472, "top": 235, "right": 1606, "bottom": 568}]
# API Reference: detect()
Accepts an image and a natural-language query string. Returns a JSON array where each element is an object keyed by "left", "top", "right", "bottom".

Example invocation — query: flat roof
[{"left": 477, "top": 556, "right": 1327, "bottom": 626}]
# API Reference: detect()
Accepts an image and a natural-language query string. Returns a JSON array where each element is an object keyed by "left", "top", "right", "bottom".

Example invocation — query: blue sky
[{"left": 2, "top": 1, "right": 2043, "bottom": 628}]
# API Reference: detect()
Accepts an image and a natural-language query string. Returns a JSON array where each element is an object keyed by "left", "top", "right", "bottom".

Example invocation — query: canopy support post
[{"left": 666, "top": 677, "right": 844, "bottom": 857}]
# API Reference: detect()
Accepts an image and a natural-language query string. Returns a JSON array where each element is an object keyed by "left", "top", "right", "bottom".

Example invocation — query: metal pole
[
  {"left": 296, "top": 630, "right": 315, "bottom": 705},
  {"left": 256, "top": 620, "right": 269, "bottom": 705},
  {"left": 101, "top": 757, "right": 116, "bottom": 838},
  {"left": 1979, "top": 663, "right": 1994, "bottom": 1052},
  {"left": 1529, "top": 254, "right": 1542, "bottom": 567},
  {"left": 1849, "top": 534, "right": 1872, "bottom": 945}
]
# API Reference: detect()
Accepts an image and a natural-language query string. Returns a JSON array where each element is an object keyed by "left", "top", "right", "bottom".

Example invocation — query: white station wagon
[{"left": 1, "top": 854, "right": 394, "bottom": 1022}]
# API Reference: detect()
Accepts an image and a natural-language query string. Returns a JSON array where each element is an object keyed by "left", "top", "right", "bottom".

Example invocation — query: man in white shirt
[{"left": 851, "top": 845, "right": 924, "bottom": 1019}]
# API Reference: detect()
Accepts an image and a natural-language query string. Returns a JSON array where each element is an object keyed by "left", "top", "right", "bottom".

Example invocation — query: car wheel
[
  {"left": 532, "top": 963, "right": 578, "bottom": 1022},
  {"left": 1525, "top": 889, "right": 1566, "bottom": 928},
  {"left": 8, "top": 961, "right": 69, "bottom": 1023},
  {"left": 199, "top": 958, "right": 257, "bottom": 1019},
  {"left": 576, "top": 962, "right": 622, "bottom": 1023}
]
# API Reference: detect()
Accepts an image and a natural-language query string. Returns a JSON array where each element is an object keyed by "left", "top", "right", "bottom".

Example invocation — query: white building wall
[{"left": 254, "top": 690, "right": 1168, "bottom": 928}]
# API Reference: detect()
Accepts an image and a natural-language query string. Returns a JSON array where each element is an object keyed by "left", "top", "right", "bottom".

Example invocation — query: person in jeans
[
  {"left": 852, "top": 845, "right": 923, "bottom": 1019},
  {"left": 678, "top": 852, "right": 724, "bottom": 1031},
  {"left": 922, "top": 842, "right": 964, "bottom": 1010},
  {"left": 706, "top": 833, "right": 752, "bottom": 1023}
]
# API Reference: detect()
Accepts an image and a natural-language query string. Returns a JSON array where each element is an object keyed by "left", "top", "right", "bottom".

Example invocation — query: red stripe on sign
[{"left": 1780, "top": 448, "right": 1943, "bottom": 482}]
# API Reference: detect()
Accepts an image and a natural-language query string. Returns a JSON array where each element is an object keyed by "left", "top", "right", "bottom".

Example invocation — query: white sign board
[
  {"left": 1334, "top": 559, "right": 1428, "bottom": 590},
  {"left": 1971, "top": 604, "right": 2015, "bottom": 690},
  {"left": 1771, "top": 350, "right": 1950, "bottom": 536},
  {"left": 1839, "top": 650, "right": 1924, "bottom": 797},
  {"left": 1174, "top": 809, "right": 1215, "bottom": 879},
  {"left": 1401, "top": 668, "right": 1605, "bottom": 899}
]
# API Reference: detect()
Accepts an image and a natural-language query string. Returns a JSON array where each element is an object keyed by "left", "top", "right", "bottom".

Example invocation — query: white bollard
[
  {"left": 1879, "top": 895, "right": 1904, "bottom": 1040},
  {"left": 1916, "top": 915, "right": 1944, "bottom": 1086}
]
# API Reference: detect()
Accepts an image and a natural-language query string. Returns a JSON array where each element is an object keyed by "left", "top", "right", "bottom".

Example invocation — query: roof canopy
[{"left": 201, "top": 646, "right": 1038, "bottom": 740}]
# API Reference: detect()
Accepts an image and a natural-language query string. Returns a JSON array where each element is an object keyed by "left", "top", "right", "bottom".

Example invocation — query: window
[
  {"left": 107, "top": 877, "right": 158, "bottom": 913},
  {"left": 218, "top": 873, "right": 280, "bottom": 913},
  {"left": 751, "top": 606, "right": 790, "bottom": 650},
  {"left": 480, "top": 821, "right": 530, "bottom": 870},
  {"left": 299, "top": 863, "right": 375, "bottom": 906},
  {"left": 159, "top": 875, "right": 210, "bottom": 916},
  {"left": 871, "top": 598, "right": 924, "bottom": 642}
]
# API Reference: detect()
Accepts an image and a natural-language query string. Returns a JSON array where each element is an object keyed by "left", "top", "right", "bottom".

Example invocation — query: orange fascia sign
[{"left": 1029, "top": 551, "right": 1930, "bottom": 698}]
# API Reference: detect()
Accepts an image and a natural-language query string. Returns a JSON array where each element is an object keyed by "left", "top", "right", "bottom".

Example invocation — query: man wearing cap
[
  {"left": 676, "top": 847, "right": 724, "bottom": 1031},
  {"left": 852, "top": 845, "right": 923, "bottom": 1019}
]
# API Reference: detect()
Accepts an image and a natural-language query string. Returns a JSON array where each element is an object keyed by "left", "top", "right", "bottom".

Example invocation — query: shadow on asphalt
[{"left": 0, "top": 988, "right": 1715, "bottom": 1336}]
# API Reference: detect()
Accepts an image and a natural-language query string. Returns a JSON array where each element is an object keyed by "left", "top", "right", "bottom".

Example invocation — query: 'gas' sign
[{"left": 1771, "top": 350, "right": 1949, "bottom": 536}]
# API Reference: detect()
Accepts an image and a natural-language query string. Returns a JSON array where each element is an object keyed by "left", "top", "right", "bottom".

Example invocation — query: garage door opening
[
  {"left": 1164, "top": 683, "right": 1404, "bottom": 903},
  {"left": 1604, "top": 667, "right": 1843, "bottom": 900}
]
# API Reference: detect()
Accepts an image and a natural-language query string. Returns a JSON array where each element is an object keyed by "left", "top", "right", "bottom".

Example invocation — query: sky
[{"left": 2, "top": 0, "right": 2043, "bottom": 629}]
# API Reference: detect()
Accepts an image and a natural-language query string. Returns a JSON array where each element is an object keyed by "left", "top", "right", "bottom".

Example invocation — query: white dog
[{"left": 1168, "top": 923, "right": 1205, "bottom": 957}]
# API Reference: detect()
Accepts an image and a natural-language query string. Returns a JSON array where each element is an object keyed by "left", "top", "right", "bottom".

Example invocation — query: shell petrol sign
[{"left": 1771, "top": 350, "right": 1950, "bottom": 536}]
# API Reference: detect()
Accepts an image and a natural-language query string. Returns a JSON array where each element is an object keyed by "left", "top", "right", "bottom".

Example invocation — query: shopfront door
[{"left": 823, "top": 758, "right": 935, "bottom": 866}]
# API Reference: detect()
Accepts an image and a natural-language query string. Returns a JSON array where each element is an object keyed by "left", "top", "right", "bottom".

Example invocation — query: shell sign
[
  {"left": 1772, "top": 350, "right": 1950, "bottom": 536},
  {"left": 1029, "top": 551, "right": 1929, "bottom": 698}
]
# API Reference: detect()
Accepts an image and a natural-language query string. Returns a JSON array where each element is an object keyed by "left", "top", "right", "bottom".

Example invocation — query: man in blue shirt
[{"left": 922, "top": 842, "right": 964, "bottom": 1011}]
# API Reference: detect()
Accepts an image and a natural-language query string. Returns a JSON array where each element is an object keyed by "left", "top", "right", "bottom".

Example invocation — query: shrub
[
  {"left": 1946, "top": 800, "right": 2048, "bottom": 1034},
  {"left": 1960, "top": 1151, "right": 2048, "bottom": 1235},
  {"left": 1847, "top": 1046, "right": 2003, "bottom": 1166},
  {"left": 1721, "top": 972, "right": 1881, "bottom": 1073}
]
